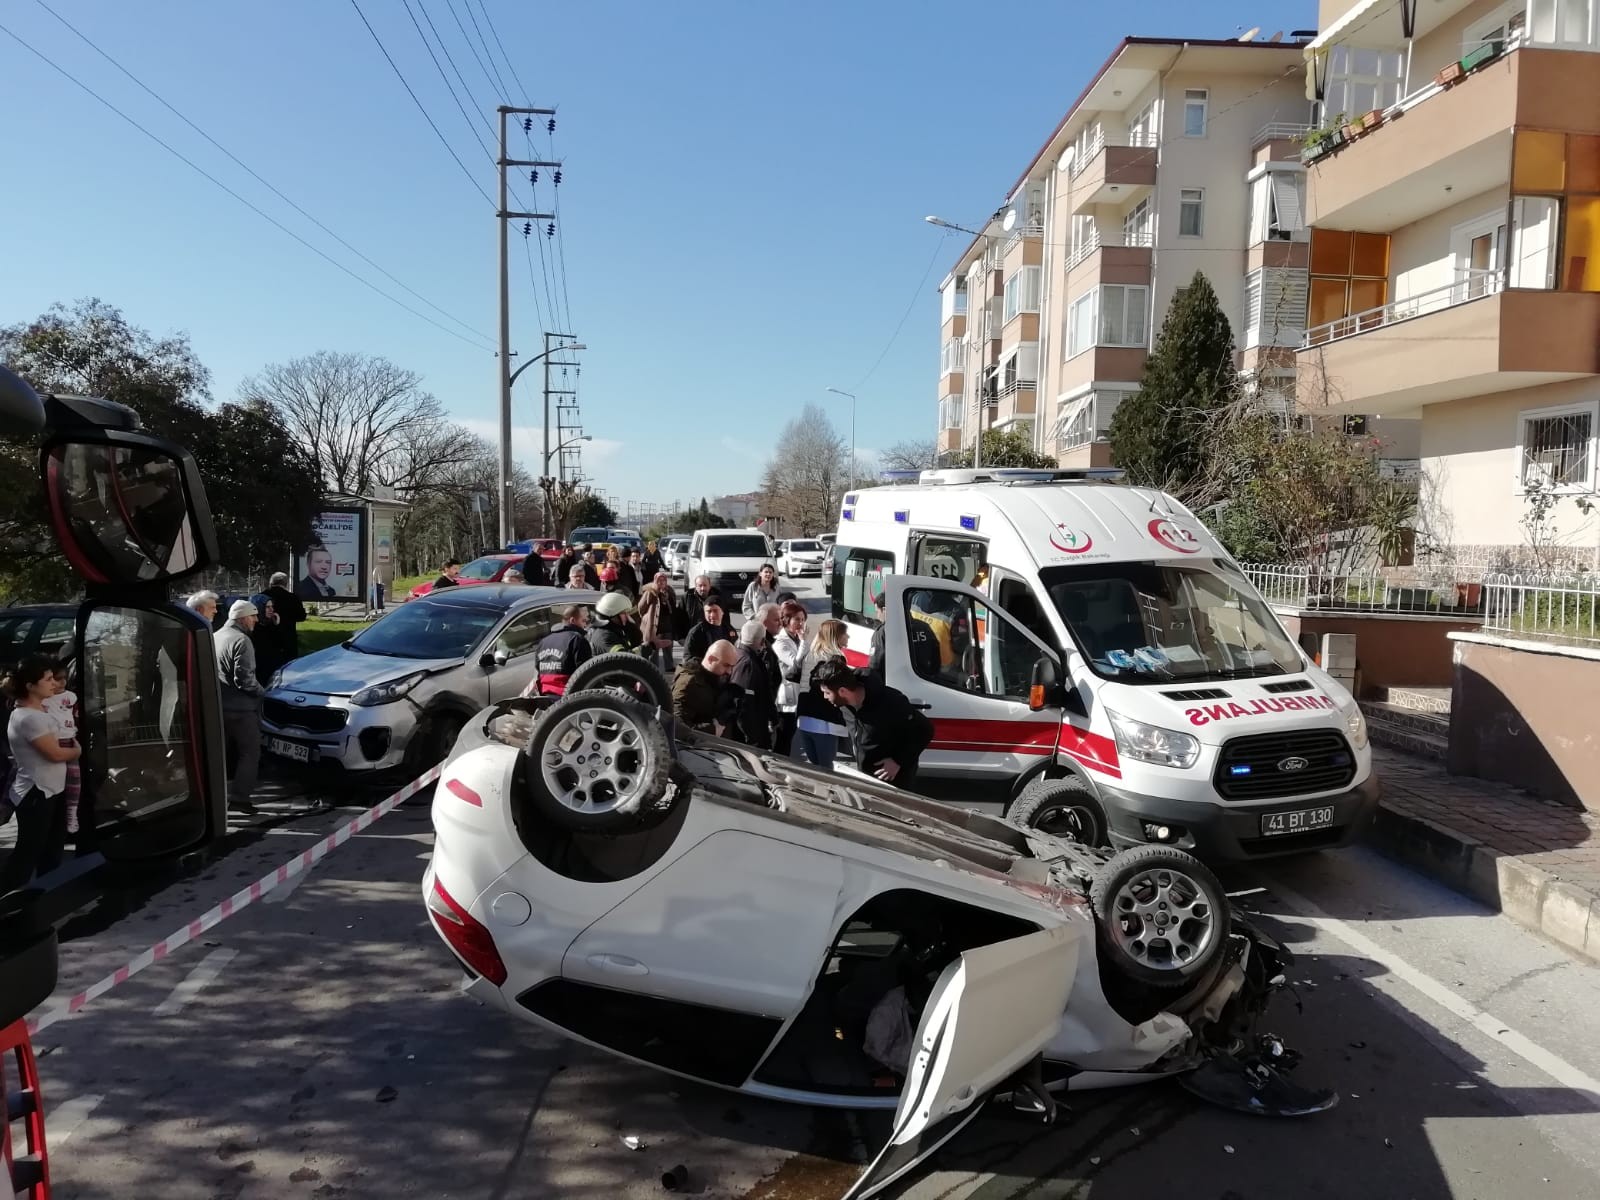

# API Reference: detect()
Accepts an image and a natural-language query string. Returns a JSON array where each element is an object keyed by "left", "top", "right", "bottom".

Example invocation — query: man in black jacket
[
  {"left": 433, "top": 560, "right": 462, "bottom": 590},
  {"left": 265, "top": 571, "right": 307, "bottom": 662},
  {"left": 813, "top": 658, "right": 934, "bottom": 789},
  {"left": 683, "top": 575, "right": 715, "bottom": 628},
  {"left": 527, "top": 605, "right": 592, "bottom": 697},
  {"left": 683, "top": 598, "right": 734, "bottom": 663},
  {"left": 555, "top": 544, "right": 582, "bottom": 586},
  {"left": 641, "top": 539, "right": 664, "bottom": 582},
  {"left": 728, "top": 621, "right": 777, "bottom": 749},
  {"left": 670, "top": 640, "right": 737, "bottom": 734}
]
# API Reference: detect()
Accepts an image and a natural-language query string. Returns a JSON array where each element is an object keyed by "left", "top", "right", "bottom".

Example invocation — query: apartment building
[
  {"left": 1296, "top": 0, "right": 1600, "bottom": 565},
  {"left": 934, "top": 33, "right": 1428, "bottom": 470}
]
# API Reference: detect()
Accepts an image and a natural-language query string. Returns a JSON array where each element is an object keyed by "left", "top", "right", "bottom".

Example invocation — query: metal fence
[
  {"left": 1241, "top": 562, "right": 1492, "bottom": 617},
  {"left": 1483, "top": 572, "right": 1600, "bottom": 647}
]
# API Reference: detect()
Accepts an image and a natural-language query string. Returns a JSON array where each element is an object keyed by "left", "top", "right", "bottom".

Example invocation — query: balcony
[
  {"left": 995, "top": 378, "right": 1037, "bottom": 427},
  {"left": 1296, "top": 284, "right": 1600, "bottom": 414},
  {"left": 1069, "top": 144, "right": 1157, "bottom": 213},
  {"left": 937, "top": 426, "right": 962, "bottom": 453},
  {"left": 1066, "top": 231, "right": 1153, "bottom": 278},
  {"left": 1305, "top": 46, "right": 1599, "bottom": 231},
  {"left": 1001, "top": 224, "right": 1045, "bottom": 267},
  {"left": 1058, "top": 345, "right": 1148, "bottom": 395}
]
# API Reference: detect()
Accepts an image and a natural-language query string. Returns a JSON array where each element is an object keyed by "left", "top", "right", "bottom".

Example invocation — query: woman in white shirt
[
  {"left": 2, "top": 656, "right": 80, "bottom": 896},
  {"left": 772, "top": 603, "right": 811, "bottom": 754}
]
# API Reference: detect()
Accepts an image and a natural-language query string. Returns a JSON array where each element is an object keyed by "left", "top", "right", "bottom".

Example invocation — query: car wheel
[
  {"left": 566, "top": 651, "right": 672, "bottom": 707},
  {"left": 524, "top": 690, "right": 678, "bottom": 832},
  {"left": 1089, "top": 845, "right": 1230, "bottom": 988},
  {"left": 1007, "top": 776, "right": 1108, "bottom": 846}
]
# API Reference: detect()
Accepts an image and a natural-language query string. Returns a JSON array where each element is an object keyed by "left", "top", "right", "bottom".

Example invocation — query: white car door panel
[
  {"left": 844, "top": 925, "right": 1080, "bottom": 1199},
  {"left": 880, "top": 576, "right": 1063, "bottom": 782},
  {"left": 563, "top": 830, "right": 845, "bottom": 1016}
]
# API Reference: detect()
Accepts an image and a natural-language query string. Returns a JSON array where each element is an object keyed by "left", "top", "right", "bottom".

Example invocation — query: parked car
[
  {"left": 0, "top": 604, "right": 78, "bottom": 674},
  {"left": 567, "top": 526, "right": 615, "bottom": 550},
  {"left": 407, "top": 553, "right": 526, "bottom": 601},
  {"left": 775, "top": 537, "right": 826, "bottom": 577},
  {"left": 661, "top": 536, "right": 690, "bottom": 576},
  {"left": 608, "top": 529, "right": 644, "bottom": 554},
  {"left": 261, "top": 584, "right": 600, "bottom": 781},
  {"left": 425, "top": 658, "right": 1335, "bottom": 1197}
]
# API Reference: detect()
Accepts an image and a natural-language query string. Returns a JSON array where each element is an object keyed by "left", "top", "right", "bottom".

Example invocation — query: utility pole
[
  {"left": 541, "top": 330, "right": 580, "bottom": 536},
  {"left": 497, "top": 104, "right": 559, "bottom": 546}
]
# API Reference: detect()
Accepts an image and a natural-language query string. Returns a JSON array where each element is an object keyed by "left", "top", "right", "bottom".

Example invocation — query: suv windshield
[
  {"left": 569, "top": 526, "right": 610, "bottom": 544},
  {"left": 1040, "top": 560, "right": 1300, "bottom": 684},
  {"left": 789, "top": 540, "right": 822, "bottom": 552},
  {"left": 705, "top": 535, "right": 769, "bottom": 557},
  {"left": 348, "top": 602, "right": 500, "bottom": 660},
  {"left": 458, "top": 556, "right": 507, "bottom": 581}
]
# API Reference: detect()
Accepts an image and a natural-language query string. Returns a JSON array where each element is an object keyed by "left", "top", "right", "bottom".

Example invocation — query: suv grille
[
  {"left": 264, "top": 697, "right": 347, "bottom": 735},
  {"left": 1213, "top": 729, "right": 1355, "bottom": 800}
]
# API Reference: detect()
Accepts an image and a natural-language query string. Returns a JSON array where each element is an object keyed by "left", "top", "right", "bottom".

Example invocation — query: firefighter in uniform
[{"left": 524, "top": 604, "right": 593, "bottom": 698}]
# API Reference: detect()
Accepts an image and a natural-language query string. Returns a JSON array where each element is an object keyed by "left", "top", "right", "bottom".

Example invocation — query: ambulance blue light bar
[
  {"left": 959, "top": 514, "right": 979, "bottom": 531},
  {"left": 879, "top": 469, "right": 922, "bottom": 483},
  {"left": 841, "top": 507, "right": 855, "bottom": 521},
  {"left": 1229, "top": 765, "right": 1252, "bottom": 776},
  {"left": 893, "top": 510, "right": 909, "bottom": 523}
]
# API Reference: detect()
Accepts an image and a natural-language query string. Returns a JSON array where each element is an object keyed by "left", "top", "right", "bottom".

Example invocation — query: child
[{"left": 43, "top": 662, "right": 81, "bottom": 835}]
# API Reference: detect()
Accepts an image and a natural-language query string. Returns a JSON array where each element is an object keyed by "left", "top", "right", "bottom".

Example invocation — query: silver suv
[{"left": 261, "top": 585, "right": 599, "bottom": 780}]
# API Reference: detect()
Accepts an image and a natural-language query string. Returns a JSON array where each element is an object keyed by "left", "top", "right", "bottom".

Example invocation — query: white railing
[
  {"left": 998, "top": 376, "right": 1036, "bottom": 398},
  {"left": 1001, "top": 224, "right": 1045, "bottom": 257},
  {"left": 1302, "top": 268, "right": 1504, "bottom": 348},
  {"left": 1255, "top": 121, "right": 1312, "bottom": 144},
  {"left": 1242, "top": 561, "right": 1499, "bottom": 616},
  {"left": 1484, "top": 571, "right": 1600, "bottom": 646},
  {"left": 1069, "top": 129, "right": 1105, "bottom": 178},
  {"left": 1066, "top": 228, "right": 1153, "bottom": 270}
]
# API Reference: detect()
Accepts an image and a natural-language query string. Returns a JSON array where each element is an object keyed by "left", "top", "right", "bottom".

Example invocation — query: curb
[{"left": 1368, "top": 800, "right": 1600, "bottom": 965}]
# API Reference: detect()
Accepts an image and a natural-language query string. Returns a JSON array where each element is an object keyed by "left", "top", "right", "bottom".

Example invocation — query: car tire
[
  {"left": 1007, "top": 776, "right": 1109, "bottom": 847},
  {"left": 524, "top": 689, "right": 678, "bottom": 833},
  {"left": 1089, "top": 845, "right": 1230, "bottom": 988},
  {"left": 566, "top": 651, "right": 672, "bottom": 708}
]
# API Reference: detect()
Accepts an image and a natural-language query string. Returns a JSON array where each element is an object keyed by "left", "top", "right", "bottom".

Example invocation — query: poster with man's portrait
[{"left": 297, "top": 509, "right": 364, "bottom": 600}]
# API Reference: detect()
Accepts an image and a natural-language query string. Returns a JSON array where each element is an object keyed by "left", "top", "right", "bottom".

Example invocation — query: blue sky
[{"left": 1, "top": 0, "right": 1312, "bottom": 511}]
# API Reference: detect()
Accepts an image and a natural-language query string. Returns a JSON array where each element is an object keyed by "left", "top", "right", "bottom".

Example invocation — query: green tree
[
  {"left": 568, "top": 492, "right": 617, "bottom": 530},
  {"left": 0, "top": 299, "right": 323, "bottom": 597},
  {"left": 1108, "top": 271, "right": 1239, "bottom": 499},
  {"left": 941, "top": 428, "right": 1055, "bottom": 469}
]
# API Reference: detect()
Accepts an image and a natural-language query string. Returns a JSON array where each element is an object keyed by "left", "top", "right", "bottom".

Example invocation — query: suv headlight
[
  {"left": 350, "top": 672, "right": 425, "bottom": 707},
  {"left": 1106, "top": 709, "right": 1201, "bottom": 769},
  {"left": 1344, "top": 703, "right": 1369, "bottom": 749}
]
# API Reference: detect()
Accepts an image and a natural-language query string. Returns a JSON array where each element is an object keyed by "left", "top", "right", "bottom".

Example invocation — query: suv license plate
[
  {"left": 1261, "top": 805, "right": 1335, "bottom": 837},
  {"left": 267, "top": 737, "right": 311, "bottom": 763}
]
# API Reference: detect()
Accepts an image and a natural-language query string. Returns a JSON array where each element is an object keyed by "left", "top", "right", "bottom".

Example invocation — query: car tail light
[{"left": 426, "top": 878, "right": 507, "bottom": 985}]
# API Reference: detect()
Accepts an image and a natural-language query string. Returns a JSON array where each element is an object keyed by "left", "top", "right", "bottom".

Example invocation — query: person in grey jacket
[
  {"left": 214, "top": 599, "right": 265, "bottom": 815},
  {"left": 740, "top": 564, "right": 781, "bottom": 619}
]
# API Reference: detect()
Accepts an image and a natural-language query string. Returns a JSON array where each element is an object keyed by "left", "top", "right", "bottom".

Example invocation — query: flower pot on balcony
[
  {"left": 1342, "top": 121, "right": 1363, "bottom": 140},
  {"left": 1435, "top": 61, "right": 1464, "bottom": 86},
  {"left": 1461, "top": 41, "right": 1502, "bottom": 72},
  {"left": 1362, "top": 109, "right": 1385, "bottom": 130}
]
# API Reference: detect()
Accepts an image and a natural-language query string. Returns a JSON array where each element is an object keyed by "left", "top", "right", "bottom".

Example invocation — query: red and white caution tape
[{"left": 26, "top": 765, "right": 443, "bottom": 1037}]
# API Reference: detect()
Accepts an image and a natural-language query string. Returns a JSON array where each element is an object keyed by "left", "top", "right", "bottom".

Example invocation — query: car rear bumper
[{"left": 1097, "top": 772, "right": 1381, "bottom": 861}]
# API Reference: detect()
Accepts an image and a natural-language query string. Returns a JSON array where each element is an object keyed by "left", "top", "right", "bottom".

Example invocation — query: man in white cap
[
  {"left": 587, "top": 591, "right": 642, "bottom": 656},
  {"left": 214, "top": 599, "right": 265, "bottom": 815}
]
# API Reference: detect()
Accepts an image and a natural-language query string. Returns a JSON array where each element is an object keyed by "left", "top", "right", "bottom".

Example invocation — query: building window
[
  {"left": 1178, "top": 188, "right": 1204, "bottom": 237},
  {"left": 1268, "top": 172, "right": 1305, "bottom": 239},
  {"left": 1244, "top": 268, "right": 1309, "bottom": 348},
  {"left": 1128, "top": 100, "right": 1158, "bottom": 147},
  {"left": 1099, "top": 285, "right": 1149, "bottom": 347},
  {"left": 1182, "top": 89, "right": 1208, "bottom": 137},
  {"left": 1519, "top": 402, "right": 1597, "bottom": 491},
  {"left": 1321, "top": 46, "right": 1404, "bottom": 119},
  {"left": 1307, "top": 228, "right": 1392, "bottom": 340},
  {"left": 939, "top": 395, "right": 963, "bottom": 430},
  {"left": 1003, "top": 266, "right": 1042, "bottom": 322},
  {"left": 1066, "top": 293, "right": 1095, "bottom": 358},
  {"left": 1511, "top": 129, "right": 1600, "bottom": 292},
  {"left": 940, "top": 338, "right": 965, "bottom": 376},
  {"left": 1123, "top": 198, "right": 1152, "bottom": 246}
]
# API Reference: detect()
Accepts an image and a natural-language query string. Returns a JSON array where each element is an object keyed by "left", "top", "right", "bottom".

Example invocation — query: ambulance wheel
[
  {"left": 1007, "top": 776, "right": 1108, "bottom": 847},
  {"left": 524, "top": 690, "right": 679, "bottom": 833},
  {"left": 1090, "top": 846, "right": 1230, "bottom": 988},
  {"left": 566, "top": 652, "right": 672, "bottom": 708}
]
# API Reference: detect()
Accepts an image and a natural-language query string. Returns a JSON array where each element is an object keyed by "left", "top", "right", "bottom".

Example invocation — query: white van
[
  {"left": 685, "top": 527, "right": 775, "bottom": 598},
  {"left": 828, "top": 467, "right": 1378, "bottom": 862}
]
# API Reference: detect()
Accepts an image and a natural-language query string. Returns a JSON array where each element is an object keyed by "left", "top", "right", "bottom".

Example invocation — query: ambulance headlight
[
  {"left": 1106, "top": 710, "right": 1200, "bottom": 770},
  {"left": 1343, "top": 703, "right": 1369, "bottom": 750}
]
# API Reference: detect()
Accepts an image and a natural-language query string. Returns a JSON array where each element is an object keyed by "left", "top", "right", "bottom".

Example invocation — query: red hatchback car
[{"left": 407, "top": 553, "right": 527, "bottom": 601}]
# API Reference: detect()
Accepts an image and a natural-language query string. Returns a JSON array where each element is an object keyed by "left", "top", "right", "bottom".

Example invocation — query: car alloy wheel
[
  {"left": 1088, "top": 845, "right": 1229, "bottom": 987},
  {"left": 541, "top": 705, "right": 651, "bottom": 816}
]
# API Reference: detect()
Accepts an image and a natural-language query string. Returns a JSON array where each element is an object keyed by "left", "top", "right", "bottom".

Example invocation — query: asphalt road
[{"left": 24, "top": 571, "right": 1600, "bottom": 1198}]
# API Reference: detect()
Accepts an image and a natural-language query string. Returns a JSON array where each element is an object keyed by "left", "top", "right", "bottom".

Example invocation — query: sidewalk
[{"left": 1368, "top": 746, "right": 1600, "bottom": 963}]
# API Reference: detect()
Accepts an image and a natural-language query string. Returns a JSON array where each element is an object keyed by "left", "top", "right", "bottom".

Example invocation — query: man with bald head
[{"left": 671, "top": 639, "right": 738, "bottom": 735}]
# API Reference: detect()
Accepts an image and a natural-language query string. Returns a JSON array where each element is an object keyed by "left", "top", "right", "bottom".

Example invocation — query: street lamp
[
  {"left": 825, "top": 386, "right": 857, "bottom": 490},
  {"left": 498, "top": 340, "right": 587, "bottom": 545},
  {"left": 544, "top": 433, "right": 591, "bottom": 474},
  {"left": 925, "top": 215, "right": 988, "bottom": 470}
]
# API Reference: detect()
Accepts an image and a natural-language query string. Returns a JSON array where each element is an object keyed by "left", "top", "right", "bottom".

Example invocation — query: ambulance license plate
[{"left": 1260, "top": 806, "right": 1335, "bottom": 837}]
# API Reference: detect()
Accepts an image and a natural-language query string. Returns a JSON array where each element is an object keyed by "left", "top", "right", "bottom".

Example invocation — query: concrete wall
[
  {"left": 1390, "top": 184, "right": 1507, "bottom": 300},
  {"left": 1419, "top": 379, "right": 1600, "bottom": 554},
  {"left": 1275, "top": 610, "right": 1482, "bottom": 694},
  {"left": 1448, "top": 631, "right": 1600, "bottom": 812}
]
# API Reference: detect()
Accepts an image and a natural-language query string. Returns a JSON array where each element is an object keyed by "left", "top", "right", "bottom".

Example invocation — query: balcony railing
[
  {"left": 1066, "top": 228, "right": 1153, "bottom": 270},
  {"left": 1001, "top": 224, "right": 1045, "bottom": 257},
  {"left": 1254, "top": 121, "right": 1312, "bottom": 146},
  {"left": 998, "top": 377, "right": 1036, "bottom": 398},
  {"left": 1302, "top": 269, "right": 1503, "bottom": 348}
]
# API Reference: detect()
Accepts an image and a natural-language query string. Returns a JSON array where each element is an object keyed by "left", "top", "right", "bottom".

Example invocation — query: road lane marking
[
  {"left": 1268, "top": 879, "right": 1600, "bottom": 1102},
  {"left": 153, "top": 947, "right": 237, "bottom": 1016},
  {"left": 49, "top": 1093, "right": 105, "bottom": 1146}
]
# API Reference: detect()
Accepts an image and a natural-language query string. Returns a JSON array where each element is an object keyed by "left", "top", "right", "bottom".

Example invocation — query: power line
[
  {"left": 348, "top": 0, "right": 494, "bottom": 207},
  {"left": 545, "top": 118, "right": 574, "bottom": 333},
  {"left": 29, "top": 0, "right": 491, "bottom": 345},
  {"left": 472, "top": 0, "right": 531, "bottom": 104},
  {"left": 0, "top": 18, "right": 496, "bottom": 351},
  {"left": 443, "top": 0, "right": 502, "bottom": 102},
  {"left": 460, "top": 0, "right": 511, "bottom": 99},
  {"left": 402, "top": 0, "right": 495, "bottom": 162},
  {"left": 520, "top": 224, "right": 550, "bottom": 341},
  {"left": 851, "top": 234, "right": 950, "bottom": 392},
  {"left": 413, "top": 0, "right": 496, "bottom": 143},
  {"left": 521, "top": 122, "right": 562, "bottom": 330}
]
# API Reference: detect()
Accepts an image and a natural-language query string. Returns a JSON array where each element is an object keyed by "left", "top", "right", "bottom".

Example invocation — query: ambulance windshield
[{"left": 1039, "top": 559, "right": 1300, "bottom": 684}]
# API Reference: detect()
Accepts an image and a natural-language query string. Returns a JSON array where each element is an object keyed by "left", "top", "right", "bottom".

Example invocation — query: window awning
[
  {"left": 1051, "top": 392, "right": 1095, "bottom": 440},
  {"left": 1303, "top": 0, "right": 1402, "bottom": 53}
]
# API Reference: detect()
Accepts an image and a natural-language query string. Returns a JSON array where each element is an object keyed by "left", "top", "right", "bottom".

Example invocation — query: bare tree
[
  {"left": 879, "top": 439, "right": 938, "bottom": 472},
  {"left": 241, "top": 351, "right": 471, "bottom": 496},
  {"left": 759, "top": 404, "right": 849, "bottom": 537}
]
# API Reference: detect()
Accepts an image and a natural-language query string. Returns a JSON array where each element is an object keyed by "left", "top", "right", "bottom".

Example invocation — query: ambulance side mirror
[{"left": 1028, "top": 656, "right": 1059, "bottom": 711}]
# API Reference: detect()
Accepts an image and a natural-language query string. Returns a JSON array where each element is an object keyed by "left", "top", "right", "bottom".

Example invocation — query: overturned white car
[{"left": 423, "top": 655, "right": 1335, "bottom": 1197}]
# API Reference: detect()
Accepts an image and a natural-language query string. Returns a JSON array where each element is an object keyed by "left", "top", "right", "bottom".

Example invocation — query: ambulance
[{"left": 827, "top": 467, "right": 1379, "bottom": 861}]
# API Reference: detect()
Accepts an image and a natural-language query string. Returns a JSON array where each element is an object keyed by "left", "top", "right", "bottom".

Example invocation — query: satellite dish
[
  {"left": 1268, "top": 30, "right": 1284, "bottom": 42},
  {"left": 1238, "top": 25, "right": 1260, "bottom": 41},
  {"left": 1002, "top": 207, "right": 1018, "bottom": 232}
]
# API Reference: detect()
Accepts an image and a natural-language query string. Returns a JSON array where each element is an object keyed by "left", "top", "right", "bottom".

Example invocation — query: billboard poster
[
  {"left": 296, "top": 508, "right": 364, "bottom": 601},
  {"left": 371, "top": 509, "right": 395, "bottom": 565}
]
